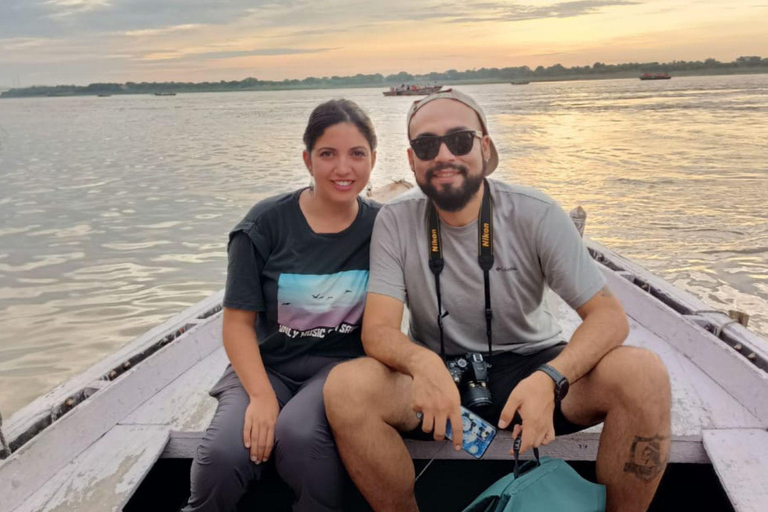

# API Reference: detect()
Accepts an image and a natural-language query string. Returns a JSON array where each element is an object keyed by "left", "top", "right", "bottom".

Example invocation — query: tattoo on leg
[
  {"left": 623, "top": 435, "right": 669, "bottom": 482},
  {"left": 600, "top": 287, "right": 614, "bottom": 298}
]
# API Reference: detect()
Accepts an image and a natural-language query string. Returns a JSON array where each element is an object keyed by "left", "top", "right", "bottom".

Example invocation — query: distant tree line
[{"left": 3, "top": 56, "right": 767, "bottom": 98}]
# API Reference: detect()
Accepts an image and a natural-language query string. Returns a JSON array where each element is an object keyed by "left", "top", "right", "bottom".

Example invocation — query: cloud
[
  {"left": 0, "top": 38, "right": 53, "bottom": 51},
  {"left": 201, "top": 48, "right": 341, "bottom": 58},
  {"left": 448, "top": 0, "right": 642, "bottom": 23},
  {"left": 268, "top": 27, "right": 354, "bottom": 38},
  {"left": 44, "top": 0, "right": 111, "bottom": 18},
  {"left": 0, "top": 0, "right": 276, "bottom": 38},
  {"left": 0, "top": 1, "right": 639, "bottom": 42},
  {"left": 139, "top": 47, "right": 340, "bottom": 62},
  {"left": 45, "top": 0, "right": 110, "bottom": 6},
  {"left": 124, "top": 24, "right": 203, "bottom": 37},
  {"left": 0, "top": 0, "right": 507, "bottom": 40}
]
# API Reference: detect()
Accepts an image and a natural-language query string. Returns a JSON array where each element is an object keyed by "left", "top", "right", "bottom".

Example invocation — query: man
[{"left": 323, "top": 89, "right": 671, "bottom": 512}]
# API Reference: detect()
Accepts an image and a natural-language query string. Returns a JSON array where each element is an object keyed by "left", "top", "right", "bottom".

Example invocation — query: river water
[{"left": 1, "top": 75, "right": 767, "bottom": 417}]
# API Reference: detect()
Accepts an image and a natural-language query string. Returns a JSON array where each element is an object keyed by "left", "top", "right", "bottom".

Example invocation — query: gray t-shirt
[{"left": 368, "top": 179, "right": 605, "bottom": 356}]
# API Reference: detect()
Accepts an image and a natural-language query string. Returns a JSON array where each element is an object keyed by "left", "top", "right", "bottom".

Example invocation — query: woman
[{"left": 184, "top": 99, "right": 379, "bottom": 512}]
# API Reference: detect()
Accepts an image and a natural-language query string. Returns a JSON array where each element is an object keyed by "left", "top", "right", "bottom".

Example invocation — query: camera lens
[{"left": 463, "top": 384, "right": 492, "bottom": 410}]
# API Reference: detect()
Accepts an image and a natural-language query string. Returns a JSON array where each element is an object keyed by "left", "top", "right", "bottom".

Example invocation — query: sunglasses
[{"left": 409, "top": 130, "right": 482, "bottom": 161}]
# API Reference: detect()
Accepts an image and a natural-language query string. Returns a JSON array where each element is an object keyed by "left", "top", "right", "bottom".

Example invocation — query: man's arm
[
  {"left": 499, "top": 286, "right": 628, "bottom": 452},
  {"left": 361, "top": 292, "right": 435, "bottom": 376},
  {"left": 361, "top": 292, "right": 463, "bottom": 448},
  {"left": 532, "top": 198, "right": 630, "bottom": 381},
  {"left": 545, "top": 286, "right": 628, "bottom": 384}
]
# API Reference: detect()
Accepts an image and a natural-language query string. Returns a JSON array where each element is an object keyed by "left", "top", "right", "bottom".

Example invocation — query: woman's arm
[{"left": 222, "top": 307, "right": 279, "bottom": 465}]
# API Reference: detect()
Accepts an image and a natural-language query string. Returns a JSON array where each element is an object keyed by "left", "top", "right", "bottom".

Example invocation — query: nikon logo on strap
[
  {"left": 431, "top": 229, "right": 439, "bottom": 254},
  {"left": 481, "top": 222, "right": 491, "bottom": 248}
]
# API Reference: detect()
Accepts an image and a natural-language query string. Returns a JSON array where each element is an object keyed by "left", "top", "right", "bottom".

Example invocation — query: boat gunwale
[
  {"left": 1, "top": 290, "right": 224, "bottom": 458},
  {"left": 586, "top": 240, "right": 768, "bottom": 372}
]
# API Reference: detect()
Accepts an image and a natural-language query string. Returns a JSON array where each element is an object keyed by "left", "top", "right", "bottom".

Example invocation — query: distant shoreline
[
  {"left": 435, "top": 68, "right": 768, "bottom": 85},
  {"left": 3, "top": 67, "right": 767, "bottom": 99}
]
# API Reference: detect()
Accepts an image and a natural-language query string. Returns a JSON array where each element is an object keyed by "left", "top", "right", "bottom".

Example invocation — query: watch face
[{"left": 558, "top": 379, "right": 569, "bottom": 401}]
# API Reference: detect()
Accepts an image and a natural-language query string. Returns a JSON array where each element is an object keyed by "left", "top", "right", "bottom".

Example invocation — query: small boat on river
[
  {"left": 1, "top": 180, "right": 767, "bottom": 511},
  {"left": 383, "top": 85, "right": 443, "bottom": 96},
  {"left": 640, "top": 73, "right": 672, "bottom": 80}
]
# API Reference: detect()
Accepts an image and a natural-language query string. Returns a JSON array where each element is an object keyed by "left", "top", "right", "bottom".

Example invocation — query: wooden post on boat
[
  {"left": 570, "top": 206, "right": 587, "bottom": 237},
  {"left": 367, "top": 179, "right": 414, "bottom": 203},
  {"left": 0, "top": 410, "right": 11, "bottom": 459},
  {"left": 728, "top": 310, "right": 750, "bottom": 328}
]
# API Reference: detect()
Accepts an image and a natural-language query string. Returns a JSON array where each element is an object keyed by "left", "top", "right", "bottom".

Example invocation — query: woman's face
[{"left": 303, "top": 122, "right": 376, "bottom": 205}]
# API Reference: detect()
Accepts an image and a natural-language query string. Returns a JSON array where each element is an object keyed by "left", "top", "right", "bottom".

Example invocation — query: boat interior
[{"left": 2, "top": 233, "right": 767, "bottom": 511}]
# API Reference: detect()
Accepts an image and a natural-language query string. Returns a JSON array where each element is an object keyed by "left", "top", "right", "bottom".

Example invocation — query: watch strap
[{"left": 536, "top": 364, "right": 568, "bottom": 401}]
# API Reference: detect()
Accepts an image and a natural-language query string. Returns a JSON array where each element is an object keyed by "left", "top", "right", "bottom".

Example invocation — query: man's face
[{"left": 407, "top": 99, "right": 490, "bottom": 212}]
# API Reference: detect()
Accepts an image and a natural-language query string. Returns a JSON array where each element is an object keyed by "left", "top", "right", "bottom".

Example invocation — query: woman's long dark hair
[{"left": 303, "top": 99, "right": 377, "bottom": 152}]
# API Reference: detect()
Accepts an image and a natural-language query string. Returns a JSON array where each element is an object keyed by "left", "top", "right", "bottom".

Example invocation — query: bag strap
[{"left": 513, "top": 435, "right": 541, "bottom": 478}]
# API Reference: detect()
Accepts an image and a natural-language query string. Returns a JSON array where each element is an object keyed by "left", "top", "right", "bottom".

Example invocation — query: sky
[{"left": 0, "top": 0, "right": 766, "bottom": 87}]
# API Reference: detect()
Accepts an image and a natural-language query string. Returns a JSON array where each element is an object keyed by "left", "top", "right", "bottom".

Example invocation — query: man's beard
[{"left": 417, "top": 163, "right": 484, "bottom": 212}]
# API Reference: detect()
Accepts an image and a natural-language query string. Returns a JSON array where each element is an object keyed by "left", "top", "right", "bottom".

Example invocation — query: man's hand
[
  {"left": 498, "top": 371, "right": 557, "bottom": 455},
  {"left": 243, "top": 391, "right": 280, "bottom": 464},
  {"left": 410, "top": 351, "right": 463, "bottom": 451}
]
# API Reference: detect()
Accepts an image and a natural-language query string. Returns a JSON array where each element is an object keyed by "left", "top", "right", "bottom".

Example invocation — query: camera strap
[{"left": 426, "top": 179, "right": 494, "bottom": 361}]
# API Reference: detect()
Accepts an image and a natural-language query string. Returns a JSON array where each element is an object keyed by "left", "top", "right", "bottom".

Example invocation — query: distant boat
[
  {"left": 154, "top": 92, "right": 177, "bottom": 96},
  {"left": 510, "top": 81, "right": 530, "bottom": 85},
  {"left": 640, "top": 73, "right": 671, "bottom": 80},
  {"left": 383, "top": 85, "right": 442, "bottom": 97},
  {"left": 97, "top": 94, "right": 112, "bottom": 97}
]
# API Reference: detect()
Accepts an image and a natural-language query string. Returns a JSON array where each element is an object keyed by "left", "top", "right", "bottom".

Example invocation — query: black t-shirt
[{"left": 224, "top": 189, "right": 381, "bottom": 366}]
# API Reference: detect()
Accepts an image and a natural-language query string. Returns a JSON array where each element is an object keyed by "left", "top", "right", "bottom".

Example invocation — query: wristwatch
[{"left": 536, "top": 364, "right": 569, "bottom": 402}]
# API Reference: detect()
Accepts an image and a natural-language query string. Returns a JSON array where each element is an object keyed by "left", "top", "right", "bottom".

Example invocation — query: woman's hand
[{"left": 243, "top": 391, "right": 280, "bottom": 464}]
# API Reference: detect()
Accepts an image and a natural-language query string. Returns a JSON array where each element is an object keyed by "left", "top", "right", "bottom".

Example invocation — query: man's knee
[
  {"left": 323, "top": 357, "right": 391, "bottom": 426},
  {"left": 324, "top": 359, "right": 371, "bottom": 416},
  {"left": 602, "top": 347, "right": 671, "bottom": 411}
]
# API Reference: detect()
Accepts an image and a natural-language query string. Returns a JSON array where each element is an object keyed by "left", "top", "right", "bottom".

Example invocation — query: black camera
[{"left": 446, "top": 353, "right": 492, "bottom": 411}]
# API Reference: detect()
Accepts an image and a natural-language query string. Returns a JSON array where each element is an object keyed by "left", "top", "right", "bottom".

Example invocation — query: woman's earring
[{"left": 308, "top": 176, "right": 315, "bottom": 192}]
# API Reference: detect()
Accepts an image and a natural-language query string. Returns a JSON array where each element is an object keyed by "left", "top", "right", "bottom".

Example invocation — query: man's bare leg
[
  {"left": 562, "top": 346, "right": 671, "bottom": 512},
  {"left": 324, "top": 357, "right": 422, "bottom": 512}
]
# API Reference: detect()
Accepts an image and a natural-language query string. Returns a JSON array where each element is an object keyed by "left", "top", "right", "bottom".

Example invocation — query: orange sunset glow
[{"left": 1, "top": 1, "right": 767, "bottom": 86}]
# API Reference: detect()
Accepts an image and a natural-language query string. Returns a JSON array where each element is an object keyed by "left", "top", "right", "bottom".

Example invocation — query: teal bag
[{"left": 462, "top": 439, "right": 606, "bottom": 512}]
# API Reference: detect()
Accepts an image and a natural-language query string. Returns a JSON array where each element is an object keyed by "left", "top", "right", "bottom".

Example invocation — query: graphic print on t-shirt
[{"left": 277, "top": 270, "right": 368, "bottom": 339}]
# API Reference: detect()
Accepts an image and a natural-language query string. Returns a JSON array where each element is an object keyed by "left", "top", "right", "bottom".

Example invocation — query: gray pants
[{"left": 184, "top": 355, "right": 350, "bottom": 512}]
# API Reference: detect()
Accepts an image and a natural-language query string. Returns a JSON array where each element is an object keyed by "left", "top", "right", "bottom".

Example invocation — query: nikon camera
[{"left": 446, "top": 353, "right": 492, "bottom": 411}]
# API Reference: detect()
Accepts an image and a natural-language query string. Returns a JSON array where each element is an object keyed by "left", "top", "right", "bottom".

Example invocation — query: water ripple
[{"left": 1, "top": 75, "right": 767, "bottom": 416}]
